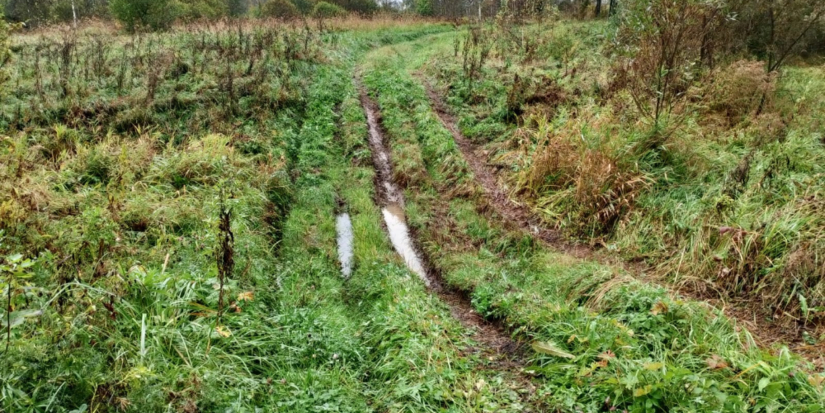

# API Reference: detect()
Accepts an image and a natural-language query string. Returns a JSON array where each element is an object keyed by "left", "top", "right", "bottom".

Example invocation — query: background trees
[
  {"left": 260, "top": 0, "right": 300, "bottom": 18},
  {"left": 109, "top": 0, "right": 177, "bottom": 31}
]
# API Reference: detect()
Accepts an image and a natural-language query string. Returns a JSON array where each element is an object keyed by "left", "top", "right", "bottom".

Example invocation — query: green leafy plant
[
  {"left": 1, "top": 250, "right": 38, "bottom": 352},
  {"left": 312, "top": 1, "right": 346, "bottom": 19}
]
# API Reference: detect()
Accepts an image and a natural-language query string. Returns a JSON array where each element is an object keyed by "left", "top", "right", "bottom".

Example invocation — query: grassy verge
[
  {"left": 421, "top": 21, "right": 825, "bottom": 340},
  {"left": 361, "top": 32, "right": 825, "bottom": 412}
]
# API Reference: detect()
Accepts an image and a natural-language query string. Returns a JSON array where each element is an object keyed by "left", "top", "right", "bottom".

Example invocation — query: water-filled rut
[
  {"left": 357, "top": 80, "right": 529, "bottom": 366},
  {"left": 336, "top": 213, "right": 354, "bottom": 278}
]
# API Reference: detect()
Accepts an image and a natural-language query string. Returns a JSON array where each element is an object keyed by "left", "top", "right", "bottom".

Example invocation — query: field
[{"left": 1, "top": 11, "right": 825, "bottom": 413}]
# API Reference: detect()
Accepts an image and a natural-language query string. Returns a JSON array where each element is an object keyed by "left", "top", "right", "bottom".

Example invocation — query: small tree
[
  {"left": 617, "top": 0, "right": 720, "bottom": 135},
  {"left": 261, "top": 0, "right": 300, "bottom": 19},
  {"left": 110, "top": 0, "right": 179, "bottom": 31},
  {"left": 415, "top": 0, "right": 433, "bottom": 16},
  {"left": 313, "top": 1, "right": 345, "bottom": 18}
]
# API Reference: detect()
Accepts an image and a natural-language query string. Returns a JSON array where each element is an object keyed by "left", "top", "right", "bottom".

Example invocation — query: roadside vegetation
[
  {"left": 359, "top": 33, "right": 825, "bottom": 412},
  {"left": 423, "top": 1, "right": 825, "bottom": 346},
  {"left": 2, "top": 0, "right": 825, "bottom": 411}
]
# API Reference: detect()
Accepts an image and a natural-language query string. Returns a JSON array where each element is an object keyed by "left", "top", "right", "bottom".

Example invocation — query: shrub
[
  {"left": 312, "top": 1, "right": 346, "bottom": 18},
  {"left": 616, "top": 0, "right": 721, "bottom": 141},
  {"left": 179, "top": 0, "right": 229, "bottom": 19},
  {"left": 261, "top": 0, "right": 300, "bottom": 19},
  {"left": 415, "top": 0, "right": 433, "bottom": 16},
  {"left": 329, "top": 0, "right": 376, "bottom": 15},
  {"left": 292, "top": 0, "right": 317, "bottom": 14},
  {"left": 110, "top": 0, "right": 179, "bottom": 31}
]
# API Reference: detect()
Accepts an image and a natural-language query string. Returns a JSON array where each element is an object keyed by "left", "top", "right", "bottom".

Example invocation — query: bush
[
  {"left": 110, "top": 0, "right": 179, "bottom": 31},
  {"left": 261, "top": 0, "right": 300, "bottom": 19},
  {"left": 616, "top": 0, "right": 719, "bottom": 132},
  {"left": 329, "top": 0, "right": 376, "bottom": 15},
  {"left": 312, "top": 1, "right": 346, "bottom": 18},
  {"left": 179, "top": 0, "right": 229, "bottom": 19},
  {"left": 415, "top": 0, "right": 433, "bottom": 16},
  {"left": 292, "top": 0, "right": 317, "bottom": 14}
]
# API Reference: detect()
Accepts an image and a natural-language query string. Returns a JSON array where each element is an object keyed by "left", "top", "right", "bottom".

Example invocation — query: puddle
[
  {"left": 363, "top": 93, "right": 404, "bottom": 206},
  {"left": 336, "top": 213, "right": 354, "bottom": 278},
  {"left": 359, "top": 87, "right": 433, "bottom": 286},
  {"left": 381, "top": 206, "right": 429, "bottom": 286}
]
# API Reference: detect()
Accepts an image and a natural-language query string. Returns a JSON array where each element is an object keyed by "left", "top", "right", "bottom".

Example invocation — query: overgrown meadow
[
  {"left": 0, "top": 19, "right": 528, "bottom": 412},
  {"left": 1, "top": 5, "right": 825, "bottom": 413},
  {"left": 424, "top": 19, "right": 825, "bottom": 343},
  {"left": 357, "top": 32, "right": 825, "bottom": 412}
]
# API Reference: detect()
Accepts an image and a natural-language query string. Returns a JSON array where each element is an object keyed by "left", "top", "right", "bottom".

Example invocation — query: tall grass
[
  {"left": 0, "top": 20, "right": 478, "bottom": 411},
  {"left": 425, "top": 20, "right": 825, "bottom": 337},
  {"left": 358, "top": 28, "right": 825, "bottom": 412}
]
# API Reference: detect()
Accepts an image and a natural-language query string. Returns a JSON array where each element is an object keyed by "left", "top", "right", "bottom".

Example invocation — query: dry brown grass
[
  {"left": 703, "top": 60, "right": 778, "bottom": 127},
  {"left": 11, "top": 13, "right": 439, "bottom": 46},
  {"left": 518, "top": 113, "right": 651, "bottom": 235}
]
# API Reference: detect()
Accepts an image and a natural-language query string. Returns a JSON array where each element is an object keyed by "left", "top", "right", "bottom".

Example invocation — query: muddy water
[
  {"left": 363, "top": 89, "right": 405, "bottom": 206},
  {"left": 381, "top": 206, "right": 429, "bottom": 285},
  {"left": 335, "top": 213, "right": 354, "bottom": 278},
  {"left": 359, "top": 87, "right": 433, "bottom": 286},
  {"left": 357, "top": 81, "right": 532, "bottom": 371}
]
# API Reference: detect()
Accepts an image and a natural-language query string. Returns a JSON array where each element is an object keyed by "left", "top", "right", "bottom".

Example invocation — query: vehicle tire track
[
  {"left": 422, "top": 81, "right": 595, "bottom": 259},
  {"left": 356, "top": 79, "right": 540, "bottom": 401}
]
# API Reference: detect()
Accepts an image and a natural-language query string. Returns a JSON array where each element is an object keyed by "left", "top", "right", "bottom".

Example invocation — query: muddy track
[
  {"left": 422, "top": 81, "right": 822, "bottom": 359},
  {"left": 356, "top": 80, "right": 538, "bottom": 392},
  {"left": 423, "top": 82, "right": 594, "bottom": 260}
]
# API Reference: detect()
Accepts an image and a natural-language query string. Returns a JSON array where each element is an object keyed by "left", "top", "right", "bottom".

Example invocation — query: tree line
[{"left": 1, "top": 0, "right": 384, "bottom": 27}]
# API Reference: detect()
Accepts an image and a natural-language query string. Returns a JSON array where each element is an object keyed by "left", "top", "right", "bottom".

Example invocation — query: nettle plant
[{"left": 1, "top": 244, "right": 40, "bottom": 352}]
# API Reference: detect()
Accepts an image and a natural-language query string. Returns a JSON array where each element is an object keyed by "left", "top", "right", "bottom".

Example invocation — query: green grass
[
  {"left": 4, "top": 16, "right": 825, "bottom": 412},
  {"left": 0, "top": 21, "right": 543, "bottom": 412},
  {"left": 359, "top": 32, "right": 825, "bottom": 412},
  {"left": 420, "top": 20, "right": 825, "bottom": 340}
]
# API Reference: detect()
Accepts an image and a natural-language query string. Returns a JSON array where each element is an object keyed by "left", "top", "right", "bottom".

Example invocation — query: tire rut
[
  {"left": 356, "top": 79, "right": 537, "bottom": 393},
  {"left": 423, "top": 81, "right": 593, "bottom": 260}
]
